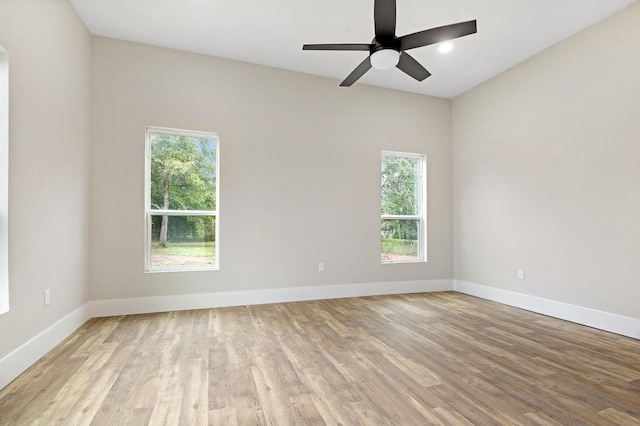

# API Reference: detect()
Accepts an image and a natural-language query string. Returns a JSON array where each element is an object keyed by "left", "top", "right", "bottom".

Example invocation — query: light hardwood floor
[{"left": 1, "top": 292, "right": 639, "bottom": 425}]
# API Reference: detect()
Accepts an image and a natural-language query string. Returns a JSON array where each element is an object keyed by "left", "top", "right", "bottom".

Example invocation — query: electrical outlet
[
  {"left": 44, "top": 289, "right": 51, "bottom": 306},
  {"left": 318, "top": 262, "right": 325, "bottom": 272},
  {"left": 517, "top": 269, "right": 525, "bottom": 280}
]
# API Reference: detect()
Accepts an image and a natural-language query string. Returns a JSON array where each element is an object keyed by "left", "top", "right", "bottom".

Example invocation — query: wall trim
[
  {"left": 454, "top": 280, "right": 640, "bottom": 340},
  {"left": 87, "top": 279, "right": 454, "bottom": 318},
  {"left": 0, "top": 304, "right": 90, "bottom": 390}
]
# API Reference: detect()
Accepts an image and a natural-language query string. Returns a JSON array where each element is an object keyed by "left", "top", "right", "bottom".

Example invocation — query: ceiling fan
[{"left": 303, "top": 0, "right": 477, "bottom": 87}]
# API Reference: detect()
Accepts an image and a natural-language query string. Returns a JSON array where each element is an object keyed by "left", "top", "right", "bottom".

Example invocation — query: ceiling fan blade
[
  {"left": 303, "top": 44, "right": 372, "bottom": 51},
  {"left": 374, "top": 0, "right": 396, "bottom": 40},
  {"left": 396, "top": 52, "right": 431, "bottom": 81},
  {"left": 399, "top": 20, "right": 477, "bottom": 51},
  {"left": 340, "top": 57, "right": 372, "bottom": 87}
]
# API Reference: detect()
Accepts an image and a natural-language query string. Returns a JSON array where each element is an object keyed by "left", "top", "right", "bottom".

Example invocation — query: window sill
[
  {"left": 145, "top": 266, "right": 219, "bottom": 273},
  {"left": 381, "top": 260, "right": 427, "bottom": 265}
]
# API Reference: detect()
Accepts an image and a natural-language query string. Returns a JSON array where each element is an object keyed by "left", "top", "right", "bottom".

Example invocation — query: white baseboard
[
  {"left": 0, "top": 305, "right": 90, "bottom": 390},
  {"left": 87, "top": 279, "right": 453, "bottom": 318},
  {"left": 454, "top": 280, "right": 640, "bottom": 340}
]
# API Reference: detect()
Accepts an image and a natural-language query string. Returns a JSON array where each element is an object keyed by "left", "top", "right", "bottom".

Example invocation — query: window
[
  {"left": 0, "top": 47, "right": 8, "bottom": 313},
  {"left": 380, "top": 151, "right": 425, "bottom": 263},
  {"left": 145, "top": 127, "right": 219, "bottom": 271}
]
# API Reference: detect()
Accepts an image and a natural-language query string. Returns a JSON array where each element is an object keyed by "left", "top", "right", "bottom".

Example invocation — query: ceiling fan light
[
  {"left": 438, "top": 42, "right": 453, "bottom": 53},
  {"left": 370, "top": 49, "right": 400, "bottom": 70}
]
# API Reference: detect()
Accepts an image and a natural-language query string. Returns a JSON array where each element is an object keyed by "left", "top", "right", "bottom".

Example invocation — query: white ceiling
[{"left": 69, "top": 0, "right": 637, "bottom": 99}]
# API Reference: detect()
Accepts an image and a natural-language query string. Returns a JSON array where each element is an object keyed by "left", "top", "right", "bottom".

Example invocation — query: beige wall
[
  {"left": 0, "top": 0, "right": 91, "bottom": 358},
  {"left": 452, "top": 3, "right": 640, "bottom": 318},
  {"left": 90, "top": 37, "right": 453, "bottom": 300}
]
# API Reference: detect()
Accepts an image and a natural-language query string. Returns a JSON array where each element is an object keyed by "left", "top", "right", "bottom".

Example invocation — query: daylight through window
[
  {"left": 0, "top": 47, "right": 9, "bottom": 313},
  {"left": 145, "top": 127, "right": 219, "bottom": 271},
  {"left": 380, "top": 151, "right": 425, "bottom": 263}
]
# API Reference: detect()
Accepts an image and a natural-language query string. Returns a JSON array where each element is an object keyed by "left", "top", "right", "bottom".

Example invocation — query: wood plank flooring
[{"left": 1, "top": 292, "right": 639, "bottom": 425}]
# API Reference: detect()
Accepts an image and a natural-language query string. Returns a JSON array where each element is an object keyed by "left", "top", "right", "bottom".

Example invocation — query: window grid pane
[
  {"left": 149, "top": 132, "right": 217, "bottom": 211},
  {"left": 150, "top": 215, "right": 216, "bottom": 270},
  {"left": 381, "top": 155, "right": 420, "bottom": 216},
  {"left": 381, "top": 218, "right": 420, "bottom": 263}
]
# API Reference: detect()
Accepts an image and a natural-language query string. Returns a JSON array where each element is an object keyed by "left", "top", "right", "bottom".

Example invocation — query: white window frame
[
  {"left": 144, "top": 126, "right": 220, "bottom": 272},
  {"left": 0, "top": 47, "right": 8, "bottom": 313},
  {"left": 380, "top": 151, "right": 427, "bottom": 264}
]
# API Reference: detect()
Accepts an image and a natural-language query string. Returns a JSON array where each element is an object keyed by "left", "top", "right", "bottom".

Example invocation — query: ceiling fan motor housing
[{"left": 370, "top": 37, "right": 400, "bottom": 53}]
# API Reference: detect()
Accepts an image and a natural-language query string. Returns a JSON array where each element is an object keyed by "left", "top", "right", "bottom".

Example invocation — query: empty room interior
[{"left": 1, "top": 0, "right": 639, "bottom": 424}]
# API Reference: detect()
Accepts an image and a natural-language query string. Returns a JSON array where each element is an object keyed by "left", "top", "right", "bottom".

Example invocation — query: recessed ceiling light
[{"left": 438, "top": 43, "right": 453, "bottom": 53}]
